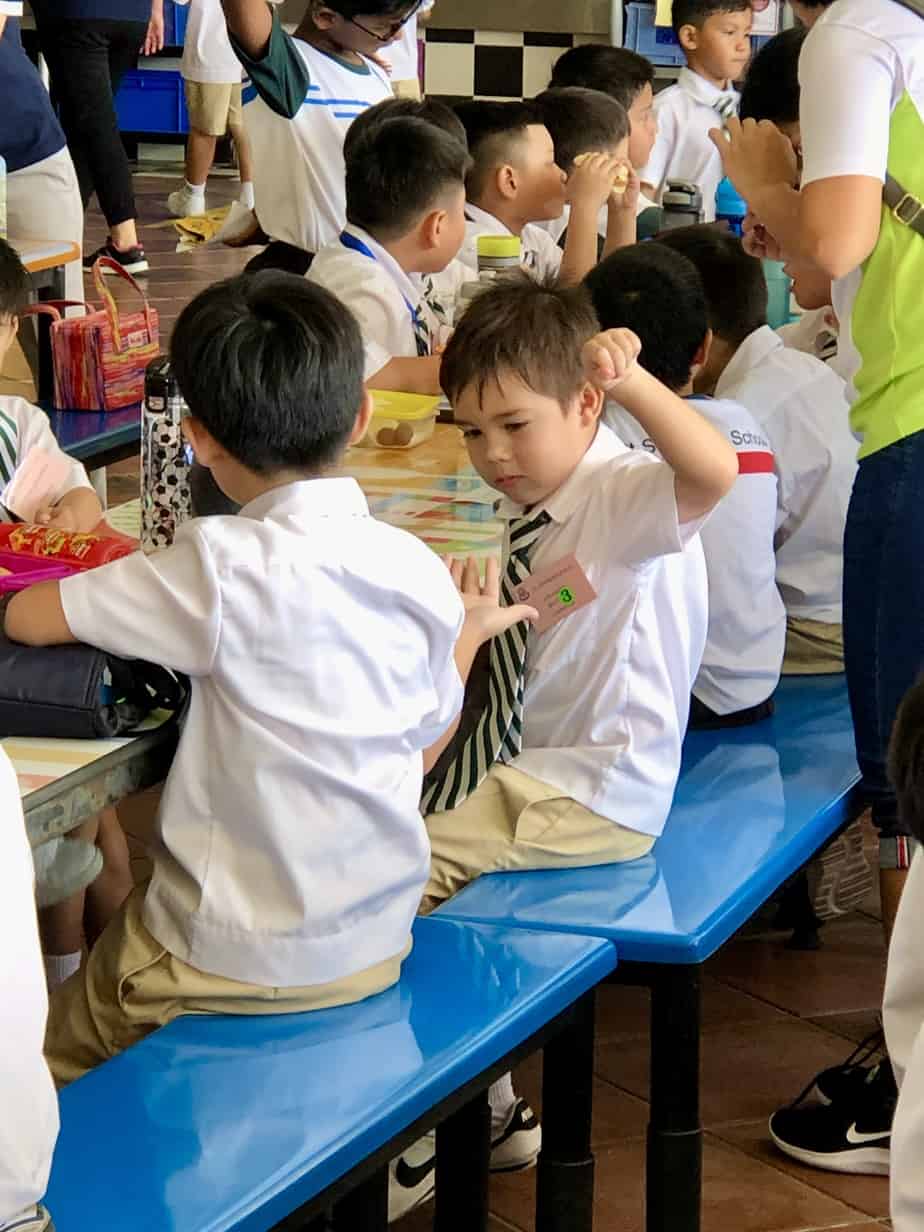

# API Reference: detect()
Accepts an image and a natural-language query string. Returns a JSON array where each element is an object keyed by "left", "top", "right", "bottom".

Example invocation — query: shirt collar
[
  {"left": 677, "top": 66, "right": 737, "bottom": 106},
  {"left": 341, "top": 224, "right": 423, "bottom": 307},
  {"left": 495, "top": 424, "right": 629, "bottom": 524},
  {"left": 464, "top": 202, "right": 512, "bottom": 236},
  {"left": 714, "top": 325, "right": 782, "bottom": 397},
  {"left": 240, "top": 476, "right": 369, "bottom": 523}
]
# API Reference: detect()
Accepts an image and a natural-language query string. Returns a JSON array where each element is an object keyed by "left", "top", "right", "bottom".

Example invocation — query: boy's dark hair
[
  {"left": 319, "top": 0, "right": 419, "bottom": 20},
  {"left": 344, "top": 95, "right": 467, "bottom": 161},
  {"left": 441, "top": 274, "right": 599, "bottom": 408},
  {"left": 890, "top": 675, "right": 924, "bottom": 847},
  {"left": 345, "top": 115, "right": 468, "bottom": 239},
  {"left": 671, "top": 0, "right": 751, "bottom": 36},
  {"left": 533, "top": 87, "right": 630, "bottom": 174},
  {"left": 549, "top": 44, "right": 654, "bottom": 113},
  {"left": 656, "top": 224, "right": 767, "bottom": 347},
  {"left": 0, "top": 239, "right": 32, "bottom": 320},
  {"left": 584, "top": 243, "right": 708, "bottom": 391},
  {"left": 739, "top": 27, "right": 807, "bottom": 124},
  {"left": 453, "top": 100, "right": 540, "bottom": 198},
  {"left": 170, "top": 272, "right": 364, "bottom": 475}
]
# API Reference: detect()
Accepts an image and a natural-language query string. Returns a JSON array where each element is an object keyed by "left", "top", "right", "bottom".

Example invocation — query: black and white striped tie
[
  {"left": 422, "top": 509, "right": 551, "bottom": 815},
  {"left": 714, "top": 93, "right": 738, "bottom": 123}
]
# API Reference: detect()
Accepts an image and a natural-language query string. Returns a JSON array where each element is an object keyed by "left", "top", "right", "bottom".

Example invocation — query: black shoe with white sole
[
  {"left": 769, "top": 1058, "right": 895, "bottom": 1176},
  {"left": 83, "top": 240, "right": 149, "bottom": 275},
  {"left": 812, "top": 1028, "right": 885, "bottom": 1107}
]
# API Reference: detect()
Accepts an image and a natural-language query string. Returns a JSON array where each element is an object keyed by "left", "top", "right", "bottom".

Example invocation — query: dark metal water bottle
[{"left": 141, "top": 357, "right": 192, "bottom": 552}]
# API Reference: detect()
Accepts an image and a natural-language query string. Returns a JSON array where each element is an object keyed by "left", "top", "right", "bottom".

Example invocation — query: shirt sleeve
[
  {"left": 799, "top": 22, "right": 897, "bottom": 186},
  {"left": 310, "top": 260, "right": 409, "bottom": 379},
  {"left": 14, "top": 401, "right": 93, "bottom": 503},
  {"left": 603, "top": 453, "right": 701, "bottom": 568},
  {"left": 229, "top": 6, "right": 310, "bottom": 119},
  {"left": 410, "top": 550, "right": 466, "bottom": 749},
  {"left": 59, "top": 524, "right": 221, "bottom": 676},
  {"left": 533, "top": 228, "right": 563, "bottom": 279}
]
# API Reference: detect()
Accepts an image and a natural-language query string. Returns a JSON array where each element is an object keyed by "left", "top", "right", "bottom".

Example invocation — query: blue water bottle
[{"left": 715, "top": 176, "right": 747, "bottom": 236}]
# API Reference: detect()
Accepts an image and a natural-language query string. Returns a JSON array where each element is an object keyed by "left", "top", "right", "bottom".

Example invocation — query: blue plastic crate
[
  {"left": 115, "top": 68, "right": 189, "bottom": 134},
  {"left": 625, "top": 3, "right": 686, "bottom": 67}
]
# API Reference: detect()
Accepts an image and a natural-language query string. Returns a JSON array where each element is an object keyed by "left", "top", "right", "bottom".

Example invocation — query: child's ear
[
  {"left": 497, "top": 163, "right": 518, "bottom": 201},
  {"left": 576, "top": 381, "right": 605, "bottom": 426},
  {"left": 677, "top": 22, "right": 699, "bottom": 52},
  {"left": 349, "top": 391, "right": 375, "bottom": 446},
  {"left": 693, "top": 328, "right": 714, "bottom": 372},
  {"left": 182, "top": 417, "right": 222, "bottom": 467},
  {"left": 421, "top": 209, "right": 445, "bottom": 250},
  {"left": 313, "top": 5, "right": 338, "bottom": 31}
]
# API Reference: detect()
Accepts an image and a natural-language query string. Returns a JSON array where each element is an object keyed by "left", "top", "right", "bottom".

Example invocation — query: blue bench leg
[
  {"left": 331, "top": 1164, "right": 388, "bottom": 1230},
  {"left": 435, "top": 1090, "right": 491, "bottom": 1231},
  {"left": 647, "top": 966, "right": 702, "bottom": 1232},
  {"left": 536, "top": 990, "right": 596, "bottom": 1232}
]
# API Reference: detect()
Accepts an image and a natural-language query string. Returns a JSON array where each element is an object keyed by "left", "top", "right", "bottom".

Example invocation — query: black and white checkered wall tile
[{"left": 424, "top": 29, "right": 609, "bottom": 102}]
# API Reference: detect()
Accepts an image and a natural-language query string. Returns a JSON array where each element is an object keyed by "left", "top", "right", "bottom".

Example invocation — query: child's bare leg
[
  {"left": 38, "top": 814, "right": 99, "bottom": 986},
  {"left": 84, "top": 806, "right": 133, "bottom": 947},
  {"left": 229, "top": 120, "right": 255, "bottom": 209},
  {"left": 186, "top": 128, "right": 218, "bottom": 188}
]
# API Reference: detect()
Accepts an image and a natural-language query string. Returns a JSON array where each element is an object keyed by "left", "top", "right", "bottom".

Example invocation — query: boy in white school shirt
[
  {"left": 588, "top": 241, "right": 785, "bottom": 726},
  {"left": 449, "top": 100, "right": 625, "bottom": 287},
  {"left": 639, "top": 0, "right": 752, "bottom": 222},
  {"left": 0, "top": 747, "right": 59, "bottom": 1232},
  {"left": 309, "top": 105, "right": 468, "bottom": 394},
  {"left": 658, "top": 225, "right": 857, "bottom": 674},
  {"left": 220, "top": 0, "right": 418, "bottom": 274},
  {"left": 4, "top": 271, "right": 505, "bottom": 1085}
]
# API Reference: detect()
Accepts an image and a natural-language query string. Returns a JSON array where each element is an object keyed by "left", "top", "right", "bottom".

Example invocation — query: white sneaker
[
  {"left": 388, "top": 1131, "right": 435, "bottom": 1223},
  {"left": 167, "top": 186, "right": 207, "bottom": 218},
  {"left": 490, "top": 1099, "right": 542, "bottom": 1172},
  {"left": 387, "top": 1100, "right": 542, "bottom": 1223},
  {"left": 0, "top": 1205, "right": 52, "bottom": 1232}
]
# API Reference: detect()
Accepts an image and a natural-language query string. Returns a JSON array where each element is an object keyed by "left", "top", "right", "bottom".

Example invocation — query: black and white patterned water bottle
[{"left": 141, "top": 357, "right": 192, "bottom": 552}]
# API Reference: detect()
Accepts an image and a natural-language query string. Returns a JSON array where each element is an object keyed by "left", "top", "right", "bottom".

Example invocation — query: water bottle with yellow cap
[{"left": 476, "top": 234, "right": 522, "bottom": 281}]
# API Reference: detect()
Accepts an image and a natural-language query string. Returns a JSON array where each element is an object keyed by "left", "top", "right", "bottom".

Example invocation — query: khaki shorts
[
  {"left": 783, "top": 616, "right": 845, "bottom": 675},
  {"left": 45, "top": 883, "right": 409, "bottom": 1086},
  {"left": 422, "top": 763, "right": 654, "bottom": 913},
  {"left": 184, "top": 80, "right": 244, "bottom": 137}
]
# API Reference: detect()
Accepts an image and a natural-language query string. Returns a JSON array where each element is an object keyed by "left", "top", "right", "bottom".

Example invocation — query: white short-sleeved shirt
[
  {"left": 638, "top": 68, "right": 738, "bottom": 223},
  {"left": 308, "top": 226, "right": 438, "bottom": 380},
  {"left": 176, "top": 0, "right": 241, "bottom": 84},
  {"left": 799, "top": 0, "right": 924, "bottom": 455},
  {"left": 0, "top": 748, "right": 59, "bottom": 1225},
  {"left": 607, "top": 396, "right": 784, "bottom": 715},
  {"left": 715, "top": 326, "right": 857, "bottom": 624},
  {"left": 0, "top": 395, "right": 93, "bottom": 518},
  {"left": 236, "top": 18, "right": 392, "bottom": 252},
  {"left": 384, "top": 2, "right": 432, "bottom": 81},
  {"left": 885, "top": 849, "right": 924, "bottom": 1231},
  {"left": 456, "top": 203, "right": 564, "bottom": 281},
  {"left": 60, "top": 478, "right": 465, "bottom": 987},
  {"left": 496, "top": 425, "right": 709, "bottom": 839}
]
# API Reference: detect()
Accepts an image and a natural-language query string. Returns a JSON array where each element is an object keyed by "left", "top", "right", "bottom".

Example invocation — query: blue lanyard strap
[{"left": 339, "top": 231, "right": 430, "bottom": 355}]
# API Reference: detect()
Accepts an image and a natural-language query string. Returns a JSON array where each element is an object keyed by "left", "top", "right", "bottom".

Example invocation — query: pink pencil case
[{"left": 0, "top": 550, "right": 76, "bottom": 593}]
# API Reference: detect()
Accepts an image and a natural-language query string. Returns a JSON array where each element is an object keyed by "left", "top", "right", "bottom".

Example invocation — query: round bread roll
[{"left": 572, "top": 153, "right": 630, "bottom": 196}]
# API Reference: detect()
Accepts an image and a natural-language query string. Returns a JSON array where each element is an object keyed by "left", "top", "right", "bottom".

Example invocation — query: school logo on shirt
[{"left": 729, "top": 428, "right": 774, "bottom": 475}]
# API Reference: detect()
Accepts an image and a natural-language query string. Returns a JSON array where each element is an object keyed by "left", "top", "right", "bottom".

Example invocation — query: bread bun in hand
[{"left": 572, "top": 154, "right": 630, "bottom": 196}]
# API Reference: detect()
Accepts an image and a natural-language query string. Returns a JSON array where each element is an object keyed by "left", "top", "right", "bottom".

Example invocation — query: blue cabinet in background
[{"left": 115, "top": 0, "right": 189, "bottom": 135}]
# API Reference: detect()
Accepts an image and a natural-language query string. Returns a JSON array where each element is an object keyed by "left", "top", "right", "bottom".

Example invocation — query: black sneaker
[
  {"left": 83, "top": 240, "right": 149, "bottom": 275},
  {"left": 769, "top": 1058, "right": 895, "bottom": 1175},
  {"left": 812, "top": 1028, "right": 885, "bottom": 1106}
]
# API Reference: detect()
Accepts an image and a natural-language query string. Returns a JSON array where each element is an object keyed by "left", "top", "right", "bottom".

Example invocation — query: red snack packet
[{"left": 0, "top": 522, "right": 137, "bottom": 570}]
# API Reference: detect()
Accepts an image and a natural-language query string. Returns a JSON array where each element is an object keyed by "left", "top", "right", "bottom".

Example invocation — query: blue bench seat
[
  {"left": 435, "top": 675, "right": 862, "bottom": 1232},
  {"left": 45, "top": 916, "right": 616, "bottom": 1232}
]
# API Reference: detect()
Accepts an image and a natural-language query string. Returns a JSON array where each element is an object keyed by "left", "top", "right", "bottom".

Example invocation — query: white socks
[
  {"left": 239, "top": 180, "right": 255, "bottom": 210},
  {"left": 44, "top": 950, "right": 81, "bottom": 990},
  {"left": 488, "top": 1073, "right": 516, "bottom": 1133}
]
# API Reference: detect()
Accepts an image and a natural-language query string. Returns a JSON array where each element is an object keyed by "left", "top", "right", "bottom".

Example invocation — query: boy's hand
[
  {"left": 582, "top": 329, "right": 642, "bottom": 392},
  {"left": 33, "top": 503, "right": 78, "bottom": 532},
  {"left": 448, "top": 556, "right": 538, "bottom": 645},
  {"left": 569, "top": 153, "right": 629, "bottom": 213}
]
